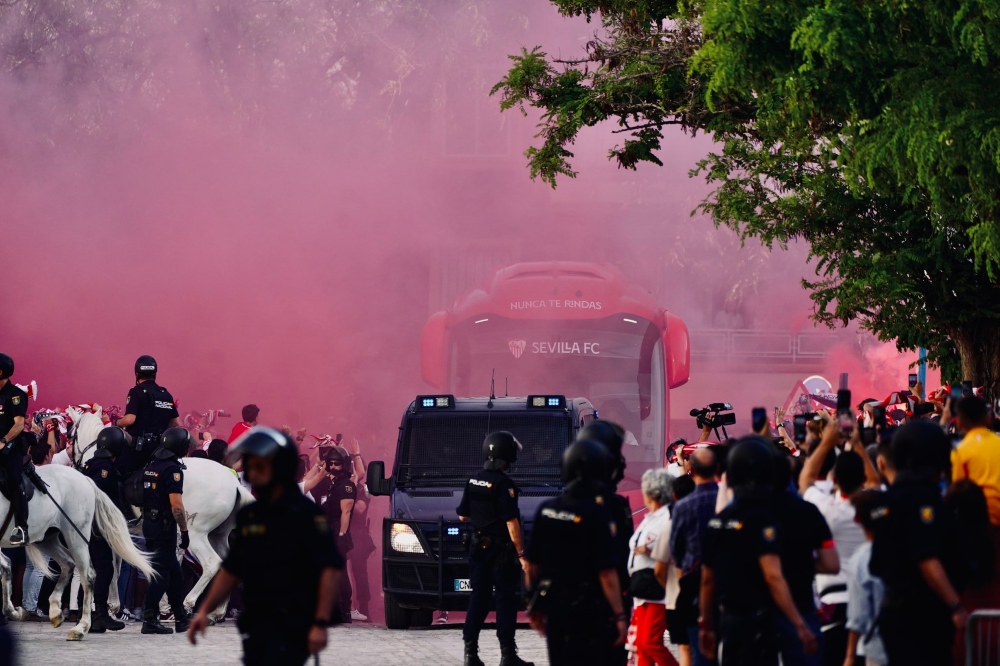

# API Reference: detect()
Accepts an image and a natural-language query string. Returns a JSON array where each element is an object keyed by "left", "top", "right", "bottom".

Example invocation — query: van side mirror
[{"left": 366, "top": 461, "right": 391, "bottom": 496}]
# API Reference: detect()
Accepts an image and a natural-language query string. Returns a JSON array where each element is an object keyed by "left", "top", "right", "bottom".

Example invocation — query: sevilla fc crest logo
[{"left": 509, "top": 340, "right": 527, "bottom": 359}]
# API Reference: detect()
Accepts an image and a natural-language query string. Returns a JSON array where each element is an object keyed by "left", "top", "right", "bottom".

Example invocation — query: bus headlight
[{"left": 390, "top": 523, "right": 425, "bottom": 554}]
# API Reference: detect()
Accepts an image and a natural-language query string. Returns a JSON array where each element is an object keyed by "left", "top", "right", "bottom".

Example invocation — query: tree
[{"left": 492, "top": 0, "right": 1000, "bottom": 392}]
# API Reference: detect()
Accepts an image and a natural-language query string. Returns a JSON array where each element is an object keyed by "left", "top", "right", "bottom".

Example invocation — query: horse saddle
[{"left": 0, "top": 469, "right": 35, "bottom": 503}]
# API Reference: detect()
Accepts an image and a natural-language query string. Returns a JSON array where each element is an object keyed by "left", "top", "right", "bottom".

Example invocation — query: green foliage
[{"left": 495, "top": 0, "right": 1000, "bottom": 386}]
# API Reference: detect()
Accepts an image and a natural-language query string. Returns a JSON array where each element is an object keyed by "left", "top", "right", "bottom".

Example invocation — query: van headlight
[{"left": 390, "top": 523, "right": 425, "bottom": 554}]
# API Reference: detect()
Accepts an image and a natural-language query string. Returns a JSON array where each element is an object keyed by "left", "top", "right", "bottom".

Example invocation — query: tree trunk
[{"left": 951, "top": 321, "right": 1000, "bottom": 399}]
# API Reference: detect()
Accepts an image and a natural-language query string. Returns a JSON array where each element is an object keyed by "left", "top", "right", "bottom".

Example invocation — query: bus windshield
[{"left": 449, "top": 316, "right": 666, "bottom": 491}]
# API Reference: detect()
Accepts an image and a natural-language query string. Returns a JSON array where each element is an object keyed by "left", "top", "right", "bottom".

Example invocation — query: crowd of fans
[
  {"left": 624, "top": 383, "right": 1000, "bottom": 666},
  {"left": 0, "top": 402, "right": 377, "bottom": 627}
]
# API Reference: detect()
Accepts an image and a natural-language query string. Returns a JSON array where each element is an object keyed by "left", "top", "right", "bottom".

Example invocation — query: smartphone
[
  {"left": 837, "top": 389, "right": 854, "bottom": 434},
  {"left": 908, "top": 373, "right": 918, "bottom": 388},
  {"left": 963, "top": 381, "right": 974, "bottom": 396},
  {"left": 873, "top": 406, "right": 887, "bottom": 430},
  {"left": 839, "top": 373, "right": 849, "bottom": 391},
  {"left": 752, "top": 407, "right": 768, "bottom": 433},
  {"left": 950, "top": 385, "right": 963, "bottom": 405},
  {"left": 793, "top": 414, "right": 807, "bottom": 443},
  {"left": 861, "top": 427, "right": 877, "bottom": 445}
]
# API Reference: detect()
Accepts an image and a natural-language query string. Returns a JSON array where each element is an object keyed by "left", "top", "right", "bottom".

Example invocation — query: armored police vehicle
[{"left": 366, "top": 394, "right": 596, "bottom": 629}]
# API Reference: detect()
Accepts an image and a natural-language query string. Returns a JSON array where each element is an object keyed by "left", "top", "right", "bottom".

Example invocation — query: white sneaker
[{"left": 349, "top": 609, "right": 368, "bottom": 622}]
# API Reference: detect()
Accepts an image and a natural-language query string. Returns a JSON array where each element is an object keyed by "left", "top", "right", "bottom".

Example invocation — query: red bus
[{"left": 420, "top": 261, "right": 690, "bottom": 492}]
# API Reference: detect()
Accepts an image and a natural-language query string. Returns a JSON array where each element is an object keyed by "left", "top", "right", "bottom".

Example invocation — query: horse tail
[
  {"left": 237, "top": 483, "right": 255, "bottom": 509},
  {"left": 91, "top": 480, "right": 156, "bottom": 580},
  {"left": 25, "top": 544, "right": 58, "bottom": 580}
]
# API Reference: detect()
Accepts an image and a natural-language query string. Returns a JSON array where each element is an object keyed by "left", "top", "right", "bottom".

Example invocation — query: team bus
[
  {"left": 420, "top": 262, "right": 691, "bottom": 493},
  {"left": 366, "top": 394, "right": 596, "bottom": 628}
]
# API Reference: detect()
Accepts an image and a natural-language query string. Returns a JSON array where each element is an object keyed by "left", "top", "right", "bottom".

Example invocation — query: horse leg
[
  {"left": 183, "top": 532, "right": 221, "bottom": 619},
  {"left": 207, "top": 528, "right": 233, "bottom": 619},
  {"left": 108, "top": 553, "right": 121, "bottom": 615},
  {"left": 47, "top": 551, "right": 73, "bottom": 629},
  {"left": 0, "top": 550, "right": 21, "bottom": 621},
  {"left": 62, "top": 531, "right": 95, "bottom": 640}
]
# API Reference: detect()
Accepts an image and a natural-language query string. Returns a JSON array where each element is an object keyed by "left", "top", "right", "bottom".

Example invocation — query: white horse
[
  {"left": 70, "top": 411, "right": 254, "bottom": 621},
  {"left": 0, "top": 464, "right": 155, "bottom": 640}
]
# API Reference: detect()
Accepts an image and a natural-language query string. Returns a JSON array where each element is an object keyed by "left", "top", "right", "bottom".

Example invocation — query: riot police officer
[
  {"left": 525, "top": 439, "right": 627, "bottom": 666},
  {"left": 187, "top": 427, "right": 343, "bottom": 665},
  {"left": 114, "top": 355, "right": 181, "bottom": 476},
  {"left": 698, "top": 437, "right": 816, "bottom": 666},
  {"left": 0, "top": 353, "right": 30, "bottom": 545},
  {"left": 578, "top": 419, "right": 634, "bottom": 664},
  {"left": 316, "top": 444, "right": 357, "bottom": 623},
  {"left": 870, "top": 421, "right": 964, "bottom": 665},
  {"left": 457, "top": 432, "right": 534, "bottom": 666},
  {"left": 84, "top": 427, "right": 128, "bottom": 633},
  {"left": 140, "top": 427, "right": 191, "bottom": 635}
]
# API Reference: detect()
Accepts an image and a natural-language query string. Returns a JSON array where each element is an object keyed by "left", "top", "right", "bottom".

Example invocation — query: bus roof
[{"left": 446, "top": 261, "right": 666, "bottom": 326}]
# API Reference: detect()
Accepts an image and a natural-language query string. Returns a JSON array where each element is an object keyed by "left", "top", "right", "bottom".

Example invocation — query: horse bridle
[{"left": 69, "top": 420, "right": 98, "bottom": 472}]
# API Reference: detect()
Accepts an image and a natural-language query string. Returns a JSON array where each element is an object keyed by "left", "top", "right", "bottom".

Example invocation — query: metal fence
[
  {"left": 690, "top": 329, "right": 846, "bottom": 364},
  {"left": 967, "top": 610, "right": 1000, "bottom": 666}
]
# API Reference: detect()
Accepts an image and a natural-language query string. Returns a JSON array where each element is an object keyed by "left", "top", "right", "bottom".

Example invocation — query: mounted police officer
[
  {"left": 188, "top": 427, "right": 343, "bottom": 665},
  {"left": 457, "top": 431, "right": 534, "bottom": 666},
  {"left": 114, "top": 355, "right": 180, "bottom": 477},
  {"left": 84, "top": 426, "right": 128, "bottom": 633},
  {"left": 315, "top": 444, "right": 358, "bottom": 623},
  {"left": 140, "top": 427, "right": 191, "bottom": 635},
  {"left": 525, "top": 438, "right": 628, "bottom": 666},
  {"left": 0, "top": 353, "right": 30, "bottom": 546}
]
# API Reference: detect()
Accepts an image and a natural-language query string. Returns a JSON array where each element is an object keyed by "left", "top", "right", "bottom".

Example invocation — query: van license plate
[{"left": 454, "top": 579, "right": 472, "bottom": 592}]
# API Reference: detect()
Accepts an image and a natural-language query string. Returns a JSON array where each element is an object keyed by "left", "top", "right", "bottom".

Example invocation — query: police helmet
[
  {"left": 726, "top": 436, "right": 775, "bottom": 499},
  {"left": 155, "top": 427, "right": 192, "bottom": 460},
  {"left": 483, "top": 431, "right": 522, "bottom": 468},
  {"left": 0, "top": 353, "right": 13, "bottom": 380},
  {"left": 320, "top": 444, "right": 351, "bottom": 470},
  {"left": 134, "top": 355, "right": 158, "bottom": 378},
  {"left": 561, "top": 438, "right": 613, "bottom": 486},
  {"left": 578, "top": 420, "right": 626, "bottom": 485},
  {"left": 230, "top": 426, "right": 299, "bottom": 485},
  {"left": 890, "top": 421, "right": 951, "bottom": 480},
  {"left": 94, "top": 426, "right": 127, "bottom": 459}
]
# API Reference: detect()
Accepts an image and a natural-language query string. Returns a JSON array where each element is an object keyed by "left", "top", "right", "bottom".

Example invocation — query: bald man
[{"left": 670, "top": 447, "right": 719, "bottom": 665}]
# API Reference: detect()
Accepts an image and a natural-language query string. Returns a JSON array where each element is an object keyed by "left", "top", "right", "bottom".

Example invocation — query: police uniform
[
  {"left": 142, "top": 457, "right": 187, "bottom": 624},
  {"left": 457, "top": 467, "right": 522, "bottom": 648},
  {"left": 702, "top": 499, "right": 783, "bottom": 666},
  {"left": 317, "top": 473, "right": 357, "bottom": 620},
  {"left": 117, "top": 381, "right": 178, "bottom": 475},
  {"left": 223, "top": 485, "right": 343, "bottom": 666},
  {"left": 84, "top": 454, "right": 124, "bottom": 627},
  {"left": 0, "top": 381, "right": 29, "bottom": 538},
  {"left": 870, "top": 477, "right": 960, "bottom": 665},
  {"left": 525, "top": 490, "right": 620, "bottom": 666}
]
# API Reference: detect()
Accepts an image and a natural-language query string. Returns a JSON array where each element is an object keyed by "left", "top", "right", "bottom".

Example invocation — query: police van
[{"left": 366, "top": 394, "right": 596, "bottom": 629}]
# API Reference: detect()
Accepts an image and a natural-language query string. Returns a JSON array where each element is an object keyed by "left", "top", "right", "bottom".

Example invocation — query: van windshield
[{"left": 394, "top": 412, "right": 571, "bottom": 488}]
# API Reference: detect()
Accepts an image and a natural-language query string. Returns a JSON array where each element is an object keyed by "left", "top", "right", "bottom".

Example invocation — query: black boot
[
  {"left": 173, "top": 609, "right": 191, "bottom": 633},
  {"left": 95, "top": 604, "right": 125, "bottom": 632},
  {"left": 140, "top": 610, "right": 173, "bottom": 635},
  {"left": 464, "top": 640, "right": 486, "bottom": 666},
  {"left": 499, "top": 640, "right": 534, "bottom": 666}
]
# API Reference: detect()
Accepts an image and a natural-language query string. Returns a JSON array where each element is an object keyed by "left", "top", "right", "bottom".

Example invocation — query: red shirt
[{"left": 227, "top": 421, "right": 252, "bottom": 445}]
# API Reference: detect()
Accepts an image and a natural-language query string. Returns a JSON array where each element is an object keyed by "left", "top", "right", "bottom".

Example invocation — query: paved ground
[{"left": 7, "top": 619, "right": 552, "bottom": 665}]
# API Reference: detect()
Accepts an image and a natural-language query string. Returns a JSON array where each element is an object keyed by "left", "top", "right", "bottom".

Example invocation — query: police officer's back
[
  {"left": 525, "top": 439, "right": 628, "bottom": 666},
  {"left": 188, "top": 427, "right": 344, "bottom": 666},
  {"left": 84, "top": 427, "right": 128, "bottom": 632},
  {"left": 140, "top": 427, "right": 192, "bottom": 635},
  {"left": 457, "top": 432, "right": 533, "bottom": 666},
  {"left": 0, "top": 353, "right": 30, "bottom": 545},
  {"left": 115, "top": 355, "right": 180, "bottom": 475},
  {"left": 869, "top": 421, "right": 964, "bottom": 665},
  {"left": 699, "top": 437, "right": 818, "bottom": 666}
]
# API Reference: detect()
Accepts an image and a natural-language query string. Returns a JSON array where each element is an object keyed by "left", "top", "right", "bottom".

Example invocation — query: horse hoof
[
  {"left": 51, "top": 615, "right": 63, "bottom": 629},
  {"left": 66, "top": 628, "right": 84, "bottom": 641},
  {"left": 11, "top": 607, "right": 26, "bottom": 621}
]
